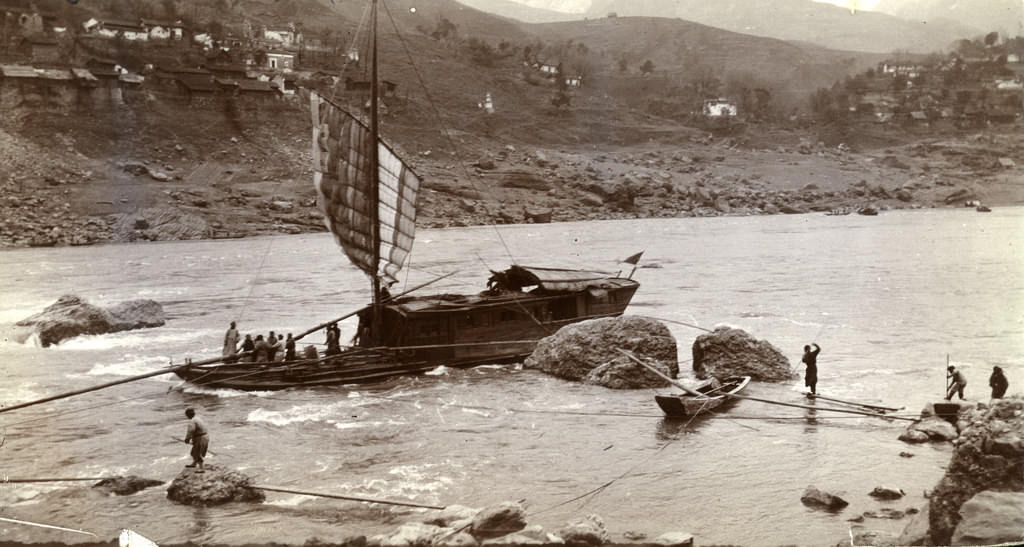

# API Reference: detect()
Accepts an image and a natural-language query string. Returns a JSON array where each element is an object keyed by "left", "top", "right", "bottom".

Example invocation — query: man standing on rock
[
  {"left": 802, "top": 343, "right": 821, "bottom": 395},
  {"left": 183, "top": 408, "right": 209, "bottom": 473},
  {"left": 223, "top": 322, "right": 240, "bottom": 362},
  {"left": 989, "top": 366, "right": 1008, "bottom": 399},
  {"left": 946, "top": 365, "right": 967, "bottom": 400}
]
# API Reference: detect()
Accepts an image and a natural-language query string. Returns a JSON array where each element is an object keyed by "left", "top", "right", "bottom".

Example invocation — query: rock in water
[
  {"left": 166, "top": 465, "right": 265, "bottom": 506},
  {"left": 470, "top": 501, "right": 527, "bottom": 539},
  {"left": 800, "top": 486, "right": 849, "bottom": 511},
  {"left": 93, "top": 476, "right": 164, "bottom": 495},
  {"left": 692, "top": 326, "right": 795, "bottom": 381},
  {"left": 14, "top": 295, "right": 166, "bottom": 347},
  {"left": 557, "top": 514, "right": 610, "bottom": 546},
  {"left": 523, "top": 316, "right": 677, "bottom": 389},
  {"left": 926, "top": 396, "right": 1024, "bottom": 545}
]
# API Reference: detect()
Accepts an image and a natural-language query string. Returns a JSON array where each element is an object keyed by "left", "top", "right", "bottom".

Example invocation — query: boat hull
[
  {"left": 654, "top": 376, "right": 751, "bottom": 417},
  {"left": 177, "top": 277, "right": 640, "bottom": 390}
]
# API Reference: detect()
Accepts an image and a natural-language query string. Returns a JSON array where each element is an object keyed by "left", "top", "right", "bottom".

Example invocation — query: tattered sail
[{"left": 310, "top": 92, "right": 420, "bottom": 286}]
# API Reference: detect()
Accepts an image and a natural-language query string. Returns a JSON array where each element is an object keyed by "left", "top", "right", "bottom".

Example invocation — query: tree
[
  {"left": 639, "top": 59, "right": 655, "bottom": 75},
  {"left": 984, "top": 31, "right": 999, "bottom": 47},
  {"left": 617, "top": 57, "right": 628, "bottom": 72}
]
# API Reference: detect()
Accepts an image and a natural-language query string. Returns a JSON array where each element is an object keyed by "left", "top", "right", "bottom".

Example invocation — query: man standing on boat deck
[
  {"left": 946, "top": 365, "right": 967, "bottom": 400},
  {"left": 284, "top": 333, "right": 296, "bottom": 361},
  {"left": 183, "top": 408, "right": 209, "bottom": 473},
  {"left": 325, "top": 323, "right": 341, "bottom": 356},
  {"left": 266, "top": 331, "right": 280, "bottom": 361},
  {"left": 223, "top": 322, "right": 240, "bottom": 362},
  {"left": 802, "top": 343, "right": 821, "bottom": 395}
]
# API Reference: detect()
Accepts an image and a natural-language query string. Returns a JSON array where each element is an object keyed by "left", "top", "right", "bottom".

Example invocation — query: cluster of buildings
[
  {"left": 0, "top": 5, "right": 381, "bottom": 112},
  {"left": 848, "top": 52, "right": 1024, "bottom": 127}
]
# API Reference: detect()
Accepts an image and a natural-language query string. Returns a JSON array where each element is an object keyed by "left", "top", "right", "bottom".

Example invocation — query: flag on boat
[
  {"left": 621, "top": 251, "right": 644, "bottom": 265},
  {"left": 310, "top": 92, "right": 420, "bottom": 286}
]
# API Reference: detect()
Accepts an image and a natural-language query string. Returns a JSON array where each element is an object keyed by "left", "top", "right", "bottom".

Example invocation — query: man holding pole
[
  {"left": 802, "top": 343, "right": 821, "bottom": 395},
  {"left": 946, "top": 365, "right": 967, "bottom": 400},
  {"left": 183, "top": 408, "right": 209, "bottom": 473}
]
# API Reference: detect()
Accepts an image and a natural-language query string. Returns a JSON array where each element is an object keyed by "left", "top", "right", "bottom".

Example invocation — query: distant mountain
[
  {"left": 466, "top": 0, "right": 978, "bottom": 53},
  {"left": 454, "top": 0, "right": 581, "bottom": 23},
  {"left": 872, "top": 0, "right": 1023, "bottom": 38}
]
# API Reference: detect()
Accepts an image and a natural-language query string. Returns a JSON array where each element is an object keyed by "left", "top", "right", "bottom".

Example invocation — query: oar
[
  {"left": 253, "top": 485, "right": 445, "bottom": 509},
  {"left": 170, "top": 437, "right": 224, "bottom": 457},
  {"left": 0, "top": 356, "right": 223, "bottom": 415},
  {"left": 805, "top": 393, "right": 902, "bottom": 412},
  {"left": 614, "top": 348, "right": 704, "bottom": 397},
  {"left": 615, "top": 349, "right": 916, "bottom": 421},
  {"left": 292, "top": 271, "right": 455, "bottom": 343}
]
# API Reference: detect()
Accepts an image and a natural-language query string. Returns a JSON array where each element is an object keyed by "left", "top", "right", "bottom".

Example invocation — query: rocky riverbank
[{"left": 1, "top": 118, "right": 1022, "bottom": 249}]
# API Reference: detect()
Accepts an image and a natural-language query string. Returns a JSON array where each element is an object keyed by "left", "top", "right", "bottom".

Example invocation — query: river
[{"left": 1, "top": 208, "right": 1022, "bottom": 546}]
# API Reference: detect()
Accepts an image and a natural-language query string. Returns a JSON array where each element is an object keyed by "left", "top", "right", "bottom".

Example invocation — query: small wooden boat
[
  {"left": 976, "top": 205, "right": 991, "bottom": 212},
  {"left": 654, "top": 376, "right": 751, "bottom": 417}
]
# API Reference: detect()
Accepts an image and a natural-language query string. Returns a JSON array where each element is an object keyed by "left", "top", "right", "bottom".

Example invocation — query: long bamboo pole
[
  {"left": 616, "top": 349, "right": 916, "bottom": 421},
  {"left": 254, "top": 485, "right": 445, "bottom": 510},
  {"left": 0, "top": 356, "right": 222, "bottom": 415}
]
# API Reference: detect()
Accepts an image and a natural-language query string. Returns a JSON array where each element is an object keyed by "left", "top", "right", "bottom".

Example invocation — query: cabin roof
[{"left": 388, "top": 265, "right": 637, "bottom": 314}]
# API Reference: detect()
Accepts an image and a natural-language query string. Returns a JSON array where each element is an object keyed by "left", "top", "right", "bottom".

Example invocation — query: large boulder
[
  {"left": 165, "top": 465, "right": 265, "bottom": 506},
  {"left": 15, "top": 295, "right": 166, "bottom": 347},
  {"left": 927, "top": 396, "right": 1024, "bottom": 545},
  {"left": 900, "top": 416, "right": 958, "bottom": 443},
  {"left": 557, "top": 514, "right": 609, "bottom": 546},
  {"left": 524, "top": 316, "right": 677, "bottom": 389},
  {"left": 800, "top": 486, "right": 848, "bottom": 511},
  {"left": 470, "top": 501, "right": 527, "bottom": 539},
  {"left": 691, "top": 326, "right": 795, "bottom": 381},
  {"left": 950, "top": 491, "right": 1024, "bottom": 546}
]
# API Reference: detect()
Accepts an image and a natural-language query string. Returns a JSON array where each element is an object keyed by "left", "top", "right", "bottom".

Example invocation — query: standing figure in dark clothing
[
  {"left": 284, "top": 333, "right": 296, "bottom": 361},
  {"left": 240, "top": 334, "right": 255, "bottom": 362},
  {"left": 802, "top": 343, "right": 821, "bottom": 395},
  {"left": 325, "top": 323, "right": 341, "bottom": 356},
  {"left": 989, "top": 366, "right": 1008, "bottom": 399},
  {"left": 946, "top": 365, "right": 967, "bottom": 400}
]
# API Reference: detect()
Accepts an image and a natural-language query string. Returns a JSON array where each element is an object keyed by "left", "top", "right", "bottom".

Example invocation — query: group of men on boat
[{"left": 222, "top": 321, "right": 299, "bottom": 363}]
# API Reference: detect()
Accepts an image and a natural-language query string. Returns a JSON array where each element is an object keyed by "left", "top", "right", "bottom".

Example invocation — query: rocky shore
[{"left": 1, "top": 120, "right": 1021, "bottom": 249}]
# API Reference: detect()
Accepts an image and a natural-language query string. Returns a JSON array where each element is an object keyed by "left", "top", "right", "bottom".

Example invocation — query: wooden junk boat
[
  {"left": 174, "top": 0, "right": 639, "bottom": 390},
  {"left": 654, "top": 376, "right": 751, "bottom": 417}
]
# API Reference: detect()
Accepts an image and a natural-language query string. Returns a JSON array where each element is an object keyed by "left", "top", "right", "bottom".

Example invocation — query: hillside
[
  {"left": 463, "top": 0, "right": 978, "bottom": 53},
  {"left": 874, "top": 0, "right": 1023, "bottom": 38},
  {"left": 2, "top": 0, "right": 1022, "bottom": 249}
]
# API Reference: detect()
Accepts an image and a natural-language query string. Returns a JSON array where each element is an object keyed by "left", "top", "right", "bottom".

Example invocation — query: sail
[{"left": 310, "top": 92, "right": 420, "bottom": 286}]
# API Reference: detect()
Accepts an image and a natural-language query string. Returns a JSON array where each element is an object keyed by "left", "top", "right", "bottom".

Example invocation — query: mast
[{"left": 369, "top": 0, "right": 382, "bottom": 344}]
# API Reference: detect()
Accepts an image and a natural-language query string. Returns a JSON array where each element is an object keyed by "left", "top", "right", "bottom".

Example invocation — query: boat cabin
[{"left": 359, "top": 265, "right": 639, "bottom": 365}]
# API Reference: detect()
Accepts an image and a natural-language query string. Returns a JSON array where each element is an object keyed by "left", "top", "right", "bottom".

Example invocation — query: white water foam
[
  {"left": 58, "top": 329, "right": 200, "bottom": 352},
  {"left": 424, "top": 365, "right": 450, "bottom": 376},
  {"left": 85, "top": 355, "right": 175, "bottom": 379},
  {"left": 248, "top": 401, "right": 353, "bottom": 426}
]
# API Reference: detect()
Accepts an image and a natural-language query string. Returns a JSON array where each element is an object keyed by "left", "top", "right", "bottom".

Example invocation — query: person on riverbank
[
  {"left": 989, "top": 366, "right": 1008, "bottom": 399},
  {"left": 183, "top": 408, "right": 209, "bottom": 473},
  {"left": 946, "top": 365, "right": 967, "bottom": 400},
  {"left": 802, "top": 343, "right": 821, "bottom": 395},
  {"left": 222, "top": 322, "right": 240, "bottom": 362}
]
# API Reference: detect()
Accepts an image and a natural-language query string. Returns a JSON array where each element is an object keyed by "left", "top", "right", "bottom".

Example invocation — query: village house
[
  {"left": 19, "top": 35, "right": 59, "bottom": 63},
  {"left": 703, "top": 98, "right": 738, "bottom": 117},
  {"left": 84, "top": 18, "right": 149, "bottom": 41},
  {"left": 141, "top": 19, "right": 184, "bottom": 40},
  {"left": 565, "top": 76, "right": 582, "bottom": 88},
  {"left": 266, "top": 50, "right": 295, "bottom": 71},
  {"left": 263, "top": 27, "right": 299, "bottom": 47}
]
